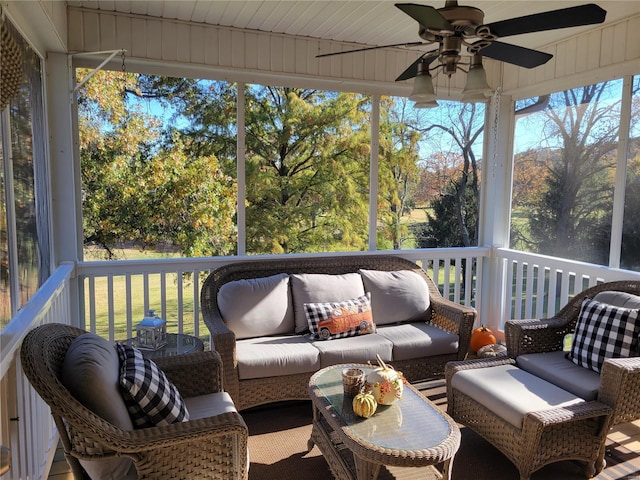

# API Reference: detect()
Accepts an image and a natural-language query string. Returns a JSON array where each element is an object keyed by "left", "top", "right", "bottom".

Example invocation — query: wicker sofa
[{"left": 201, "top": 254, "right": 477, "bottom": 410}]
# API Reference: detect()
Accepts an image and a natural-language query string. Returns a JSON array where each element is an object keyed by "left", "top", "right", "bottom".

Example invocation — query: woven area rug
[{"left": 243, "top": 379, "right": 640, "bottom": 480}]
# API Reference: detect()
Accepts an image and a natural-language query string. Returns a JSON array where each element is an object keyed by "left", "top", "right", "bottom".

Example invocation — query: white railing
[
  {"left": 0, "top": 263, "right": 75, "bottom": 480},
  {"left": 4, "top": 247, "right": 640, "bottom": 480},
  {"left": 76, "top": 248, "right": 488, "bottom": 342},
  {"left": 496, "top": 248, "right": 640, "bottom": 329}
]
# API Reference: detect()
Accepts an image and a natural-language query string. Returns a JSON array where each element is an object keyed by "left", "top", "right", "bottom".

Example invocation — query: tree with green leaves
[
  {"left": 377, "top": 96, "right": 422, "bottom": 250},
  {"left": 243, "top": 86, "right": 371, "bottom": 254},
  {"left": 78, "top": 70, "right": 237, "bottom": 258}
]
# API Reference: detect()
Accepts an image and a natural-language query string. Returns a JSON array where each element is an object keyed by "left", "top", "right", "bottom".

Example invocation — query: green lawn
[{"left": 83, "top": 248, "right": 204, "bottom": 340}]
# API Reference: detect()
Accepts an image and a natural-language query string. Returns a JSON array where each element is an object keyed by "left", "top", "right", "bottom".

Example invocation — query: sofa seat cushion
[
  {"left": 183, "top": 391, "right": 238, "bottom": 420},
  {"left": 311, "top": 334, "right": 393, "bottom": 368},
  {"left": 291, "top": 273, "right": 366, "bottom": 334},
  {"left": 217, "top": 273, "right": 294, "bottom": 339},
  {"left": 359, "top": 269, "right": 430, "bottom": 325},
  {"left": 236, "top": 335, "right": 321, "bottom": 380},
  {"left": 451, "top": 364, "right": 585, "bottom": 429},
  {"left": 516, "top": 351, "right": 601, "bottom": 400},
  {"left": 376, "top": 323, "right": 459, "bottom": 361}
]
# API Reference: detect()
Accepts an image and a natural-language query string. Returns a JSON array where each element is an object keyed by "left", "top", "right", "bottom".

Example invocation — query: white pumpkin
[{"left": 366, "top": 354, "right": 404, "bottom": 405}]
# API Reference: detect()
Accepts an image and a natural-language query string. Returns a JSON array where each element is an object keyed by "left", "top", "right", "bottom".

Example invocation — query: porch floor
[{"left": 48, "top": 378, "right": 640, "bottom": 480}]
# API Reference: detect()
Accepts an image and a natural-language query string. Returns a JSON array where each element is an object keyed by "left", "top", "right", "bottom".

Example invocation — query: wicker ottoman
[{"left": 445, "top": 358, "right": 612, "bottom": 480}]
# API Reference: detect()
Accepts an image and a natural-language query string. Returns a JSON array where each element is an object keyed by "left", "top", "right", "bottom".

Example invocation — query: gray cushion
[
  {"left": 516, "top": 351, "right": 600, "bottom": 400},
  {"left": 593, "top": 290, "right": 640, "bottom": 309},
  {"left": 183, "top": 391, "right": 238, "bottom": 420},
  {"left": 236, "top": 335, "right": 321, "bottom": 380},
  {"left": 376, "top": 323, "right": 458, "bottom": 361},
  {"left": 311, "top": 333, "right": 393, "bottom": 368},
  {"left": 218, "top": 273, "right": 294, "bottom": 339},
  {"left": 290, "top": 273, "right": 365, "bottom": 333},
  {"left": 359, "top": 269, "right": 430, "bottom": 325},
  {"left": 451, "top": 364, "right": 585, "bottom": 429},
  {"left": 62, "top": 333, "right": 135, "bottom": 480}
]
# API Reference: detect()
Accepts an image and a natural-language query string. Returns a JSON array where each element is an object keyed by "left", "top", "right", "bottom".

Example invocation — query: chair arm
[
  {"left": 202, "top": 307, "right": 240, "bottom": 401},
  {"left": 430, "top": 296, "right": 477, "bottom": 360},
  {"left": 525, "top": 401, "right": 612, "bottom": 428},
  {"left": 88, "top": 411, "right": 249, "bottom": 480},
  {"left": 108, "top": 411, "right": 248, "bottom": 453},
  {"left": 504, "top": 318, "right": 573, "bottom": 357},
  {"left": 599, "top": 357, "right": 640, "bottom": 427},
  {"left": 154, "top": 350, "right": 224, "bottom": 397}
]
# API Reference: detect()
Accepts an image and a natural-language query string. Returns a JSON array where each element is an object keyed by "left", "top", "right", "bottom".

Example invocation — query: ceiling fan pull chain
[{"left": 491, "top": 86, "right": 502, "bottom": 178}]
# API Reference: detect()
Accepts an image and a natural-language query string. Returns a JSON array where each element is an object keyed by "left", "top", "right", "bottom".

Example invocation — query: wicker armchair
[
  {"left": 446, "top": 280, "right": 640, "bottom": 480},
  {"left": 505, "top": 280, "right": 640, "bottom": 428},
  {"left": 20, "top": 323, "right": 249, "bottom": 480}
]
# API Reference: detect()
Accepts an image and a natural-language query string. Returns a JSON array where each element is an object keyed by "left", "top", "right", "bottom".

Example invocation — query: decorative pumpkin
[
  {"left": 476, "top": 343, "right": 507, "bottom": 358},
  {"left": 470, "top": 325, "right": 497, "bottom": 353},
  {"left": 352, "top": 392, "right": 377, "bottom": 418},
  {"left": 366, "top": 354, "right": 404, "bottom": 405}
]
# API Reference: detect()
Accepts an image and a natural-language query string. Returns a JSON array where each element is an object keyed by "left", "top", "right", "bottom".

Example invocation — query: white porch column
[
  {"left": 46, "top": 52, "right": 82, "bottom": 324},
  {"left": 478, "top": 90, "right": 515, "bottom": 337}
]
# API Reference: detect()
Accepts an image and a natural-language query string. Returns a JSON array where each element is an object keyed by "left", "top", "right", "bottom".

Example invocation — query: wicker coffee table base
[{"left": 309, "top": 411, "right": 452, "bottom": 480}]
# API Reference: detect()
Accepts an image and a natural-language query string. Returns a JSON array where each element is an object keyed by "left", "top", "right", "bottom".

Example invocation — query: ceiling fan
[{"left": 317, "top": 1, "right": 606, "bottom": 103}]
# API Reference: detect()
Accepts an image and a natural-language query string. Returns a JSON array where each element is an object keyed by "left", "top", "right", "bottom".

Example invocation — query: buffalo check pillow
[
  {"left": 116, "top": 343, "right": 189, "bottom": 428},
  {"left": 568, "top": 297, "right": 640, "bottom": 373},
  {"left": 305, "top": 293, "right": 375, "bottom": 341}
]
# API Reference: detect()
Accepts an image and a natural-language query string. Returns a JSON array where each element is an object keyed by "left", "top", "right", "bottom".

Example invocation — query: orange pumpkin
[{"left": 470, "top": 325, "right": 497, "bottom": 353}]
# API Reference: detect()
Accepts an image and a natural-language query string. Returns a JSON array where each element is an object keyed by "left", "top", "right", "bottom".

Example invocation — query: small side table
[{"left": 119, "top": 333, "right": 204, "bottom": 359}]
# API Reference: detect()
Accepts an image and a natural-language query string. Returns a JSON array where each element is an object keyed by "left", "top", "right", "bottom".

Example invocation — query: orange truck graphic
[{"left": 317, "top": 305, "right": 372, "bottom": 340}]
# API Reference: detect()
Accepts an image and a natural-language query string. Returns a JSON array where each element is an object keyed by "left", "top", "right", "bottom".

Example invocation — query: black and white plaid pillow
[
  {"left": 305, "top": 293, "right": 375, "bottom": 341},
  {"left": 568, "top": 297, "right": 640, "bottom": 373},
  {"left": 116, "top": 343, "right": 189, "bottom": 428}
]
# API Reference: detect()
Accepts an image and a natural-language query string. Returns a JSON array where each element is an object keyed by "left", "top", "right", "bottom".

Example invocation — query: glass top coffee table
[{"left": 308, "top": 364, "right": 460, "bottom": 480}]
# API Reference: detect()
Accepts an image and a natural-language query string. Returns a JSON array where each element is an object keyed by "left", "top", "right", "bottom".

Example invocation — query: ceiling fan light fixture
[
  {"left": 408, "top": 60, "right": 436, "bottom": 102},
  {"left": 414, "top": 99, "right": 439, "bottom": 109},
  {"left": 462, "top": 54, "right": 492, "bottom": 97}
]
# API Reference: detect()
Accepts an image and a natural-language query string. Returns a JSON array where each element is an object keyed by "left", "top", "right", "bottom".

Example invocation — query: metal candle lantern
[{"left": 136, "top": 309, "right": 167, "bottom": 350}]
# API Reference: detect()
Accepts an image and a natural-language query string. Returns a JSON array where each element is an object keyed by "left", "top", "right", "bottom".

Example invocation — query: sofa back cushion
[
  {"left": 291, "top": 273, "right": 366, "bottom": 333},
  {"left": 218, "top": 273, "right": 294, "bottom": 339},
  {"left": 359, "top": 269, "right": 430, "bottom": 325}
]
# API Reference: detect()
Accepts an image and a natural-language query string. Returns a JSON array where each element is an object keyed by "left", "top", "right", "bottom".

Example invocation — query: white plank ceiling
[{"left": 66, "top": 1, "right": 640, "bottom": 54}]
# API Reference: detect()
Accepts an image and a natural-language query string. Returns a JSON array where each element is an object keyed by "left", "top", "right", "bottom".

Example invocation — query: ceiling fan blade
[
  {"left": 316, "top": 41, "right": 427, "bottom": 58},
  {"left": 478, "top": 41, "right": 552, "bottom": 69},
  {"left": 395, "top": 53, "right": 438, "bottom": 82},
  {"left": 484, "top": 3, "right": 606, "bottom": 38},
  {"left": 395, "top": 3, "right": 451, "bottom": 31}
]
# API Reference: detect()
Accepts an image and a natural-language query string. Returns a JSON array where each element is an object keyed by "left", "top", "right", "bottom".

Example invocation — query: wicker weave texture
[
  {"left": 505, "top": 280, "right": 640, "bottom": 427},
  {"left": 446, "top": 358, "right": 612, "bottom": 480},
  {"left": 20, "top": 323, "right": 249, "bottom": 480},
  {"left": 200, "top": 255, "right": 477, "bottom": 411}
]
